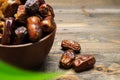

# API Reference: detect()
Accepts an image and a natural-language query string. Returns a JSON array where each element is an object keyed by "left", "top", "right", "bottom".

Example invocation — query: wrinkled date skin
[
  {"left": 25, "top": 0, "right": 45, "bottom": 15},
  {"left": 59, "top": 50, "right": 75, "bottom": 69},
  {"left": 41, "top": 16, "right": 56, "bottom": 33},
  {"left": 61, "top": 40, "right": 81, "bottom": 53},
  {"left": 14, "top": 26, "right": 28, "bottom": 44},
  {"left": 27, "top": 16, "right": 42, "bottom": 42},
  {"left": 39, "top": 3, "right": 54, "bottom": 18},
  {"left": 72, "top": 55, "right": 96, "bottom": 72},
  {"left": 1, "top": 17, "right": 15, "bottom": 45}
]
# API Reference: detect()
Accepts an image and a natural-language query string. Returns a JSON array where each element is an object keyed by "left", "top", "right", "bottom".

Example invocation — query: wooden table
[{"left": 40, "top": 0, "right": 120, "bottom": 80}]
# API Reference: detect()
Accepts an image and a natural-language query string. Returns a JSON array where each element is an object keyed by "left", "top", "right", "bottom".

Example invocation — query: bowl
[{"left": 0, "top": 26, "right": 56, "bottom": 70}]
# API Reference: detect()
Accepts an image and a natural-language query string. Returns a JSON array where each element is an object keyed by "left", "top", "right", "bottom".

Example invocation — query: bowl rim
[{"left": 0, "top": 26, "right": 56, "bottom": 48}]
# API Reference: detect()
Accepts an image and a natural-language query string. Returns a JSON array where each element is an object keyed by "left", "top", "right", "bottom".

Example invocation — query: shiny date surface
[
  {"left": 61, "top": 40, "right": 81, "bottom": 53},
  {"left": 72, "top": 55, "right": 96, "bottom": 72},
  {"left": 27, "top": 16, "right": 42, "bottom": 42},
  {"left": 59, "top": 50, "right": 75, "bottom": 69}
]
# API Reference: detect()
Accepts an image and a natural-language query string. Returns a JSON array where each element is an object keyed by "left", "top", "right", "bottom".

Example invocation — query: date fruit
[
  {"left": 14, "top": 26, "right": 28, "bottom": 44},
  {"left": 61, "top": 40, "right": 81, "bottom": 53},
  {"left": 27, "top": 16, "right": 42, "bottom": 42},
  {"left": 72, "top": 55, "right": 96, "bottom": 72},
  {"left": 25, "top": 0, "right": 45, "bottom": 15},
  {"left": 59, "top": 50, "right": 75, "bottom": 69},
  {"left": 15, "top": 5, "right": 28, "bottom": 24},
  {"left": 1, "top": 17, "right": 15, "bottom": 45},
  {"left": 41, "top": 16, "right": 56, "bottom": 33},
  {"left": 39, "top": 4, "right": 54, "bottom": 18}
]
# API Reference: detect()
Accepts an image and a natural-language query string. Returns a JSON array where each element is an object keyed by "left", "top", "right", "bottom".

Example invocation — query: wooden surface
[{"left": 40, "top": 0, "right": 120, "bottom": 80}]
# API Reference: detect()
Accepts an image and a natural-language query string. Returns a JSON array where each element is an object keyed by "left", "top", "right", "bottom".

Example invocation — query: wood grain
[{"left": 41, "top": 1, "right": 120, "bottom": 80}]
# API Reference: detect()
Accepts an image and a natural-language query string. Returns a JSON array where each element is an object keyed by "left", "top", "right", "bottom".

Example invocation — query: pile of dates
[
  {"left": 59, "top": 40, "right": 96, "bottom": 72},
  {"left": 0, "top": 0, "right": 56, "bottom": 45}
]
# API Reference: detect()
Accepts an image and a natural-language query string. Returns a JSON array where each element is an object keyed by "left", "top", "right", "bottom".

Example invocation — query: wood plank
[
  {"left": 46, "top": 0, "right": 120, "bottom": 9},
  {"left": 41, "top": 1, "right": 120, "bottom": 80}
]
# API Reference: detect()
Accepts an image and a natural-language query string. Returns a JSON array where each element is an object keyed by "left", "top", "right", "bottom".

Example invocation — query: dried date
[
  {"left": 72, "top": 55, "right": 96, "bottom": 72},
  {"left": 25, "top": 0, "right": 45, "bottom": 15},
  {"left": 41, "top": 16, "right": 56, "bottom": 33},
  {"left": 15, "top": 5, "right": 28, "bottom": 24},
  {"left": 59, "top": 50, "right": 75, "bottom": 69},
  {"left": 14, "top": 26, "right": 28, "bottom": 44},
  {"left": 27, "top": 16, "right": 42, "bottom": 42},
  {"left": 39, "top": 4, "right": 54, "bottom": 18},
  {"left": 1, "top": 17, "right": 15, "bottom": 45},
  {"left": 61, "top": 40, "right": 81, "bottom": 53}
]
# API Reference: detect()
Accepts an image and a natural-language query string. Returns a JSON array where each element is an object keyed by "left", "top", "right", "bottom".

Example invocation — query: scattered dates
[
  {"left": 72, "top": 55, "right": 96, "bottom": 72},
  {"left": 59, "top": 40, "right": 96, "bottom": 72},
  {"left": 0, "top": 0, "right": 56, "bottom": 45},
  {"left": 59, "top": 50, "right": 75, "bottom": 69},
  {"left": 61, "top": 40, "right": 81, "bottom": 53}
]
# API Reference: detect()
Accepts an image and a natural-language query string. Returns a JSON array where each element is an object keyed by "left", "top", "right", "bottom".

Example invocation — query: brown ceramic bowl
[{"left": 0, "top": 26, "right": 56, "bottom": 70}]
